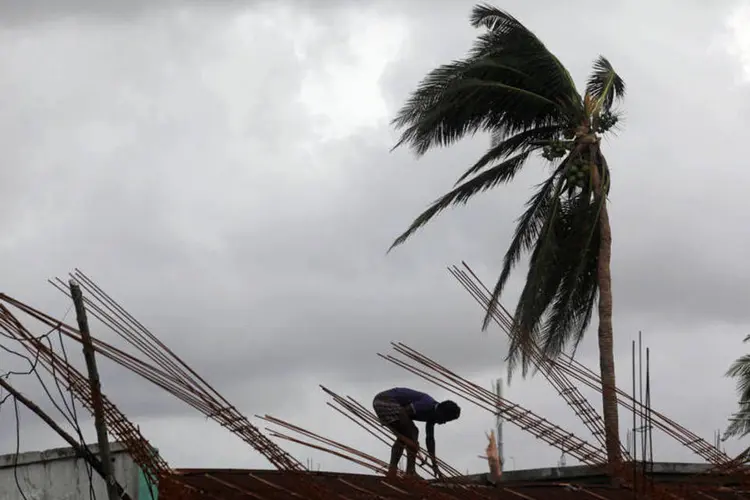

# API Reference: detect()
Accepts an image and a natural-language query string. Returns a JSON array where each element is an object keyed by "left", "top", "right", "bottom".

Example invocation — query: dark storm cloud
[
  {"left": 0, "top": 0, "right": 259, "bottom": 25},
  {"left": 0, "top": 0, "right": 383, "bottom": 27},
  {"left": 0, "top": 2, "right": 516, "bottom": 439}
]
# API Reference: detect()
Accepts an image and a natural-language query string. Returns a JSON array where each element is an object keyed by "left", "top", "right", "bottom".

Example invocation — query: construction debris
[
  {"left": 381, "top": 342, "right": 607, "bottom": 465},
  {"left": 450, "top": 262, "right": 730, "bottom": 466},
  {"left": 484, "top": 430, "right": 501, "bottom": 484},
  {"left": 1, "top": 267, "right": 749, "bottom": 499}
]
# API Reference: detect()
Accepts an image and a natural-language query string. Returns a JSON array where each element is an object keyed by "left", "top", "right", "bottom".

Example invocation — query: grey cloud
[
  {"left": 0, "top": 0, "right": 382, "bottom": 27},
  {"left": 0, "top": 0, "right": 255, "bottom": 26}
]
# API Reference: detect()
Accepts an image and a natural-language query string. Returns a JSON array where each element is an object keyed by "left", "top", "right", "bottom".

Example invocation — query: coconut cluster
[
  {"left": 595, "top": 110, "right": 619, "bottom": 133},
  {"left": 566, "top": 159, "right": 590, "bottom": 190},
  {"left": 541, "top": 140, "right": 572, "bottom": 162}
]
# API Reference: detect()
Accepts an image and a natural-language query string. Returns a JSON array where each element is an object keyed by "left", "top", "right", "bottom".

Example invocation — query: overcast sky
[{"left": 1, "top": 0, "right": 750, "bottom": 481}]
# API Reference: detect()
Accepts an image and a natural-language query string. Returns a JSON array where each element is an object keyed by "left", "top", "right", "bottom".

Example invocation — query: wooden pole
[
  {"left": 0, "top": 377, "right": 132, "bottom": 500},
  {"left": 70, "top": 279, "right": 119, "bottom": 500}
]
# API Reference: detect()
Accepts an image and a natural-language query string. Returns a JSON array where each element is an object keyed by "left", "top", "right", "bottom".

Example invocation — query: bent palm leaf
[
  {"left": 389, "top": 151, "right": 534, "bottom": 250},
  {"left": 725, "top": 335, "right": 750, "bottom": 439}
]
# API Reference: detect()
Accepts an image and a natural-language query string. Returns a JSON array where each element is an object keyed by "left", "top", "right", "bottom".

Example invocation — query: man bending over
[{"left": 372, "top": 387, "right": 461, "bottom": 478}]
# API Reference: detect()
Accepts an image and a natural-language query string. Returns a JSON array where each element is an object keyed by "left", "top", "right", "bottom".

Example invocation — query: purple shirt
[{"left": 383, "top": 387, "right": 437, "bottom": 421}]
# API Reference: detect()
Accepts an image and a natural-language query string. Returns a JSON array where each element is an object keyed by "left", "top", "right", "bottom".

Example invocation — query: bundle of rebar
[
  {"left": 259, "top": 414, "right": 391, "bottom": 475},
  {"left": 450, "top": 262, "right": 731, "bottom": 466},
  {"left": 0, "top": 304, "right": 181, "bottom": 493},
  {"left": 381, "top": 342, "right": 607, "bottom": 466},
  {"left": 53, "top": 271, "right": 307, "bottom": 472},
  {"left": 449, "top": 265, "right": 619, "bottom": 459},
  {"left": 1, "top": 270, "right": 305, "bottom": 472}
]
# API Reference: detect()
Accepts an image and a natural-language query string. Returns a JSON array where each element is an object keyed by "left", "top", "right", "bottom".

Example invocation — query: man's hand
[{"left": 432, "top": 464, "right": 443, "bottom": 480}]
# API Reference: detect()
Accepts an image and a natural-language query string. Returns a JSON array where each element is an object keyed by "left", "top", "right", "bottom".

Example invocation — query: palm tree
[
  {"left": 722, "top": 337, "right": 750, "bottom": 466},
  {"left": 388, "top": 4, "right": 625, "bottom": 465},
  {"left": 725, "top": 335, "right": 750, "bottom": 442}
]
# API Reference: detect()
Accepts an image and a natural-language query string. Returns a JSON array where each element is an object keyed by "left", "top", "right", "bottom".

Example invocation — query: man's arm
[
  {"left": 396, "top": 408, "right": 419, "bottom": 452},
  {"left": 425, "top": 421, "right": 436, "bottom": 456},
  {"left": 426, "top": 421, "right": 440, "bottom": 476}
]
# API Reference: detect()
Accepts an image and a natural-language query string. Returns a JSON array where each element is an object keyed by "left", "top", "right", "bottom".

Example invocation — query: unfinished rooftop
[{"left": 1, "top": 270, "right": 749, "bottom": 499}]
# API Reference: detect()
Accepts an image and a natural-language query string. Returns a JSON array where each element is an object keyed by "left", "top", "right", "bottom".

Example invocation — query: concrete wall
[{"left": 0, "top": 441, "right": 156, "bottom": 500}]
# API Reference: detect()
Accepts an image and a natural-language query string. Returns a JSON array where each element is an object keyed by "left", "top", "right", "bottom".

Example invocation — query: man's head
[{"left": 435, "top": 400, "right": 461, "bottom": 424}]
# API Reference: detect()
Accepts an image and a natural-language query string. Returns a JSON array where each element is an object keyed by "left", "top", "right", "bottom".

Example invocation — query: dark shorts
[{"left": 373, "top": 392, "right": 403, "bottom": 426}]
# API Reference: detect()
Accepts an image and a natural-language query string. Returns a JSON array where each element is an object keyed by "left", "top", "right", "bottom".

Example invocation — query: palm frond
[
  {"left": 540, "top": 192, "right": 601, "bottom": 358},
  {"left": 725, "top": 353, "right": 750, "bottom": 438},
  {"left": 392, "top": 57, "right": 568, "bottom": 156},
  {"left": 469, "top": 4, "right": 582, "bottom": 119},
  {"left": 586, "top": 56, "right": 625, "bottom": 114},
  {"left": 388, "top": 151, "right": 533, "bottom": 251},
  {"left": 597, "top": 149, "right": 613, "bottom": 197},
  {"left": 732, "top": 443, "right": 750, "bottom": 464},
  {"left": 539, "top": 148, "right": 607, "bottom": 357},
  {"left": 392, "top": 4, "right": 584, "bottom": 157},
  {"left": 494, "top": 172, "right": 568, "bottom": 376},
  {"left": 456, "top": 125, "right": 560, "bottom": 185},
  {"left": 507, "top": 210, "right": 567, "bottom": 376},
  {"left": 481, "top": 159, "right": 565, "bottom": 327},
  {"left": 469, "top": 3, "right": 520, "bottom": 31},
  {"left": 494, "top": 147, "right": 605, "bottom": 375},
  {"left": 481, "top": 169, "right": 563, "bottom": 378}
]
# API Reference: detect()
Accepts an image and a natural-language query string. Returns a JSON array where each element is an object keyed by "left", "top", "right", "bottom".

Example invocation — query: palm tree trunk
[
  {"left": 593, "top": 148, "right": 621, "bottom": 468},
  {"left": 597, "top": 200, "right": 621, "bottom": 466}
]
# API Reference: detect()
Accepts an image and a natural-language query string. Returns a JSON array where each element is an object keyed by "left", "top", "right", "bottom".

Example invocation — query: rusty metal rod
[
  {"left": 382, "top": 343, "right": 607, "bottom": 466},
  {"left": 453, "top": 262, "right": 729, "bottom": 466},
  {"left": 451, "top": 266, "right": 622, "bottom": 458},
  {"left": 60, "top": 271, "right": 307, "bottom": 472},
  {"left": 268, "top": 431, "right": 387, "bottom": 474}
]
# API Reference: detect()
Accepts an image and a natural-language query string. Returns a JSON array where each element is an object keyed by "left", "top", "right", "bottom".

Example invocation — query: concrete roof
[{"left": 171, "top": 468, "right": 749, "bottom": 499}]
